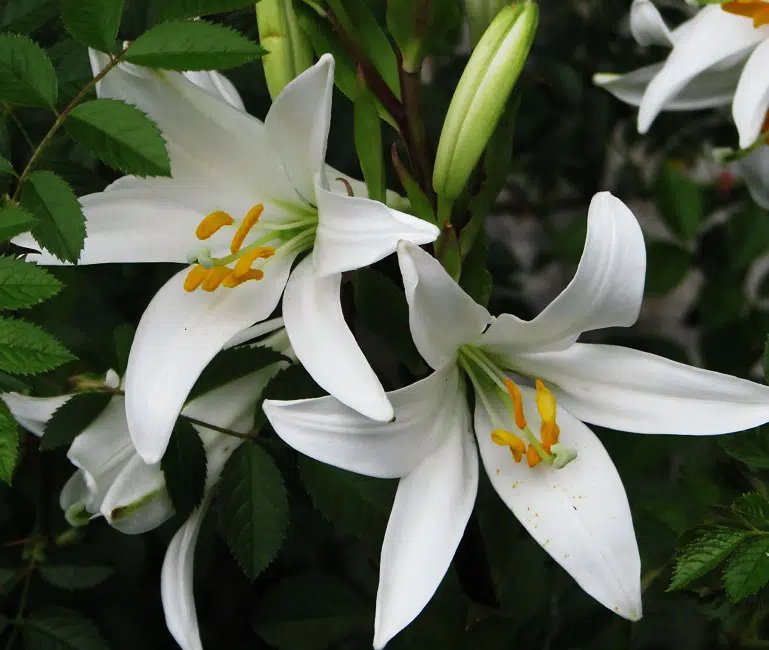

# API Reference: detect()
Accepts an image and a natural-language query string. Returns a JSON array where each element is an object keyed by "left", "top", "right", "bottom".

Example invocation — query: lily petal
[
  {"left": 731, "top": 145, "right": 769, "bottom": 210},
  {"left": 313, "top": 177, "right": 440, "bottom": 276},
  {"left": 594, "top": 64, "right": 738, "bottom": 110},
  {"left": 630, "top": 0, "right": 672, "bottom": 46},
  {"left": 264, "top": 54, "right": 334, "bottom": 204},
  {"left": 374, "top": 421, "right": 478, "bottom": 649},
  {"left": 264, "top": 364, "right": 465, "bottom": 478},
  {"left": 0, "top": 393, "right": 69, "bottom": 436},
  {"left": 510, "top": 343, "right": 769, "bottom": 435},
  {"left": 733, "top": 39, "right": 769, "bottom": 148},
  {"left": 59, "top": 472, "right": 92, "bottom": 524},
  {"left": 182, "top": 70, "right": 245, "bottom": 110},
  {"left": 479, "top": 193, "right": 645, "bottom": 354},
  {"left": 161, "top": 500, "right": 210, "bottom": 650},
  {"left": 475, "top": 386, "right": 642, "bottom": 620},
  {"left": 637, "top": 6, "right": 764, "bottom": 133},
  {"left": 125, "top": 252, "right": 297, "bottom": 464},
  {"left": 282, "top": 258, "right": 393, "bottom": 421},
  {"left": 397, "top": 241, "right": 491, "bottom": 370}
]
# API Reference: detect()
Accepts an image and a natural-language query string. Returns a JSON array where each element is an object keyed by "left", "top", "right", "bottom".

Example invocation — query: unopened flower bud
[
  {"left": 464, "top": 0, "right": 511, "bottom": 46},
  {"left": 256, "top": 0, "right": 315, "bottom": 100},
  {"left": 433, "top": 2, "right": 538, "bottom": 201}
]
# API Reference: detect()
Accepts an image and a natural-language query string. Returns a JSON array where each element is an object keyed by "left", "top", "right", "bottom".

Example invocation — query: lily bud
[
  {"left": 256, "top": 0, "right": 314, "bottom": 100},
  {"left": 464, "top": 0, "right": 511, "bottom": 47},
  {"left": 433, "top": 2, "right": 538, "bottom": 201}
]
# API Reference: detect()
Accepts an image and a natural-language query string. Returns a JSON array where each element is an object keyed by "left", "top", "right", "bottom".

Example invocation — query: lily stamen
[
  {"left": 491, "top": 428, "right": 526, "bottom": 462},
  {"left": 230, "top": 204, "right": 264, "bottom": 253},
  {"left": 233, "top": 246, "right": 275, "bottom": 277},
  {"left": 183, "top": 265, "right": 208, "bottom": 291},
  {"left": 195, "top": 210, "right": 234, "bottom": 239},
  {"left": 201, "top": 267, "right": 232, "bottom": 292},
  {"left": 722, "top": 1, "right": 769, "bottom": 27}
]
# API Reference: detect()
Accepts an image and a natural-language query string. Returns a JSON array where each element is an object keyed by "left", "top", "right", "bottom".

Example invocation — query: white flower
[
  {"left": 263, "top": 192, "right": 769, "bottom": 648},
  {"left": 594, "top": 0, "right": 769, "bottom": 148},
  {"left": 731, "top": 143, "right": 769, "bottom": 209},
  {"left": 1, "top": 322, "right": 290, "bottom": 650},
  {"left": 15, "top": 52, "right": 438, "bottom": 464}
]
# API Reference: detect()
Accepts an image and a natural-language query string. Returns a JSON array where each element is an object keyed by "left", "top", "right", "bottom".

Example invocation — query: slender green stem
[
  {"left": 4, "top": 106, "right": 35, "bottom": 153},
  {"left": 181, "top": 415, "right": 260, "bottom": 440},
  {"left": 4, "top": 563, "right": 33, "bottom": 650},
  {"left": 398, "top": 64, "right": 432, "bottom": 199}
]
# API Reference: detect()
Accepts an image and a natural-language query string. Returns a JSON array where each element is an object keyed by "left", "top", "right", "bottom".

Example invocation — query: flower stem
[{"left": 180, "top": 414, "right": 259, "bottom": 440}]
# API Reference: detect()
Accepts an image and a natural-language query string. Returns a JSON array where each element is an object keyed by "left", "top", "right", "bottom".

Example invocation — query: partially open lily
[
  {"left": 1, "top": 323, "right": 290, "bottom": 650},
  {"left": 594, "top": 0, "right": 769, "bottom": 149},
  {"left": 264, "top": 192, "right": 769, "bottom": 648},
  {"left": 15, "top": 52, "right": 438, "bottom": 464}
]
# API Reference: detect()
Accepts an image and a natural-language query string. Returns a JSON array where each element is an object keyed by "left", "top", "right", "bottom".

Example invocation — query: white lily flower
[
  {"left": 594, "top": 0, "right": 769, "bottom": 148},
  {"left": 731, "top": 143, "right": 769, "bottom": 209},
  {"left": 2, "top": 323, "right": 290, "bottom": 650},
  {"left": 264, "top": 192, "right": 769, "bottom": 648},
  {"left": 15, "top": 52, "right": 438, "bottom": 464}
]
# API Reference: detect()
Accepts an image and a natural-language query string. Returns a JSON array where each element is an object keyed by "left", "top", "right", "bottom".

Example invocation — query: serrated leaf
[
  {"left": 299, "top": 455, "right": 395, "bottom": 545},
  {"left": 38, "top": 564, "right": 114, "bottom": 590},
  {"left": 157, "top": 0, "right": 257, "bottom": 21},
  {"left": 720, "top": 426, "right": 769, "bottom": 469},
  {"left": 124, "top": 20, "right": 266, "bottom": 70},
  {"left": 0, "top": 317, "right": 75, "bottom": 376},
  {"left": 189, "top": 345, "right": 287, "bottom": 402},
  {"left": 20, "top": 171, "right": 86, "bottom": 263},
  {"left": 217, "top": 443, "right": 288, "bottom": 579},
  {"left": 732, "top": 493, "right": 769, "bottom": 526},
  {"left": 724, "top": 535, "right": 769, "bottom": 602},
  {"left": 0, "top": 204, "right": 36, "bottom": 241},
  {"left": 40, "top": 391, "right": 112, "bottom": 451},
  {"left": 668, "top": 526, "right": 752, "bottom": 591},
  {"left": 161, "top": 420, "right": 207, "bottom": 520},
  {"left": 0, "top": 399, "right": 19, "bottom": 484},
  {"left": 61, "top": 0, "right": 124, "bottom": 52},
  {"left": 1, "top": 0, "right": 59, "bottom": 34},
  {"left": 66, "top": 99, "right": 170, "bottom": 177},
  {"left": 0, "top": 257, "right": 61, "bottom": 310},
  {"left": 0, "top": 33, "right": 57, "bottom": 107},
  {"left": 253, "top": 572, "right": 370, "bottom": 650},
  {"left": 0, "top": 154, "right": 14, "bottom": 176},
  {"left": 22, "top": 607, "right": 109, "bottom": 650}
]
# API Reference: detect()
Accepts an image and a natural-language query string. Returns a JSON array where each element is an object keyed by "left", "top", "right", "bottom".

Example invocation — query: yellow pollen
[
  {"left": 183, "top": 265, "right": 209, "bottom": 292},
  {"left": 233, "top": 246, "right": 275, "bottom": 277},
  {"left": 230, "top": 204, "right": 264, "bottom": 254},
  {"left": 503, "top": 378, "right": 527, "bottom": 429},
  {"left": 535, "top": 379, "right": 560, "bottom": 453},
  {"left": 196, "top": 210, "right": 234, "bottom": 239},
  {"left": 722, "top": 1, "right": 769, "bottom": 26},
  {"left": 201, "top": 267, "right": 232, "bottom": 292},
  {"left": 526, "top": 445, "right": 541, "bottom": 468},
  {"left": 491, "top": 429, "right": 526, "bottom": 463},
  {"left": 222, "top": 268, "right": 264, "bottom": 288}
]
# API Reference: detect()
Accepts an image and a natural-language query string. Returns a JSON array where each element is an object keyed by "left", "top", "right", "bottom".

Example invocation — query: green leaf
[
  {"left": 253, "top": 572, "right": 370, "bottom": 650},
  {"left": 0, "top": 317, "right": 75, "bottom": 376},
  {"left": 0, "top": 33, "right": 57, "bottom": 107},
  {"left": 732, "top": 493, "right": 769, "bottom": 526},
  {"left": 0, "top": 154, "right": 14, "bottom": 176},
  {"left": 161, "top": 420, "right": 207, "bottom": 521},
  {"left": 724, "top": 535, "right": 769, "bottom": 602},
  {"left": 459, "top": 229, "right": 492, "bottom": 307},
  {"left": 720, "top": 426, "right": 769, "bottom": 469},
  {"left": 438, "top": 225, "right": 461, "bottom": 281},
  {"left": 20, "top": 171, "right": 86, "bottom": 264},
  {"left": 0, "top": 399, "right": 19, "bottom": 485},
  {"left": 354, "top": 76, "right": 385, "bottom": 204},
  {"left": 299, "top": 455, "right": 395, "bottom": 545},
  {"left": 654, "top": 161, "right": 703, "bottom": 241},
  {"left": 668, "top": 526, "right": 752, "bottom": 591},
  {"left": 726, "top": 202, "right": 769, "bottom": 271},
  {"left": 391, "top": 144, "right": 435, "bottom": 224},
  {"left": 217, "top": 443, "right": 288, "bottom": 580},
  {"left": 61, "top": 0, "right": 124, "bottom": 52},
  {"left": 1, "top": 0, "right": 59, "bottom": 34},
  {"left": 124, "top": 20, "right": 266, "bottom": 70},
  {"left": 38, "top": 564, "right": 114, "bottom": 590},
  {"left": 40, "top": 391, "right": 112, "bottom": 451},
  {"left": 66, "top": 99, "right": 171, "bottom": 177},
  {"left": 0, "top": 204, "right": 36, "bottom": 241},
  {"left": 644, "top": 241, "right": 692, "bottom": 296},
  {"left": 0, "top": 257, "right": 62, "bottom": 310},
  {"left": 22, "top": 608, "right": 109, "bottom": 650},
  {"left": 157, "top": 0, "right": 258, "bottom": 21},
  {"left": 189, "top": 345, "right": 287, "bottom": 402}
]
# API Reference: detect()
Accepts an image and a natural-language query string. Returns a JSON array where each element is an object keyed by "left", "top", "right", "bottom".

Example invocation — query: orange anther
[
  {"left": 526, "top": 445, "right": 541, "bottom": 468},
  {"left": 183, "top": 265, "right": 208, "bottom": 292},
  {"left": 535, "top": 379, "right": 556, "bottom": 424},
  {"left": 196, "top": 211, "right": 234, "bottom": 240},
  {"left": 222, "top": 269, "right": 265, "bottom": 288},
  {"left": 230, "top": 204, "right": 264, "bottom": 254},
  {"left": 491, "top": 429, "right": 526, "bottom": 463},
  {"left": 201, "top": 266, "right": 233, "bottom": 292},
  {"left": 540, "top": 422, "right": 560, "bottom": 453},
  {"left": 503, "top": 378, "right": 526, "bottom": 430},
  {"left": 233, "top": 246, "right": 275, "bottom": 277}
]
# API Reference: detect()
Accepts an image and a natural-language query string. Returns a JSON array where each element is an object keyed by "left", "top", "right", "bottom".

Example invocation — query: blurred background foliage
[{"left": 3, "top": 0, "right": 769, "bottom": 648}]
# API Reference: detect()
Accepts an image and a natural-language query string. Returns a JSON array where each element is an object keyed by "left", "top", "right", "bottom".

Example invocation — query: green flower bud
[
  {"left": 256, "top": 0, "right": 315, "bottom": 100},
  {"left": 464, "top": 0, "right": 511, "bottom": 47},
  {"left": 433, "top": 2, "right": 538, "bottom": 201}
]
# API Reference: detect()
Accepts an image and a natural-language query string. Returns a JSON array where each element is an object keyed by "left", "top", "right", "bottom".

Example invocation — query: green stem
[
  {"left": 3, "top": 106, "right": 35, "bottom": 153},
  {"left": 4, "top": 564, "right": 33, "bottom": 650},
  {"left": 11, "top": 45, "right": 131, "bottom": 202},
  {"left": 398, "top": 64, "right": 432, "bottom": 199},
  {"left": 181, "top": 415, "right": 259, "bottom": 440}
]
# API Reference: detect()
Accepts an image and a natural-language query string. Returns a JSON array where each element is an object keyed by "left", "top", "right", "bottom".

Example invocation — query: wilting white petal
[
  {"left": 282, "top": 258, "right": 393, "bottom": 421},
  {"left": 182, "top": 70, "right": 245, "bottom": 110},
  {"left": 397, "top": 241, "right": 491, "bottom": 370},
  {"left": 264, "top": 54, "right": 334, "bottom": 203},
  {"left": 59, "top": 472, "right": 92, "bottom": 524},
  {"left": 313, "top": 178, "right": 439, "bottom": 276},
  {"left": 125, "top": 253, "right": 297, "bottom": 464},
  {"left": 638, "top": 6, "right": 764, "bottom": 132},
  {"left": 630, "top": 0, "right": 672, "bottom": 46},
  {"left": 0, "top": 393, "right": 69, "bottom": 436},
  {"left": 733, "top": 39, "right": 769, "bottom": 148},
  {"left": 161, "top": 500, "right": 210, "bottom": 650},
  {"left": 731, "top": 145, "right": 769, "bottom": 210},
  {"left": 480, "top": 193, "right": 644, "bottom": 354},
  {"left": 475, "top": 386, "right": 642, "bottom": 620},
  {"left": 374, "top": 423, "right": 478, "bottom": 649},
  {"left": 510, "top": 343, "right": 769, "bottom": 435},
  {"left": 264, "top": 365, "right": 465, "bottom": 478}
]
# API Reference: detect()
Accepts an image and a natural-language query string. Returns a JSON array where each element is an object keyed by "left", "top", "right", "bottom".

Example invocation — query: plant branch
[
  {"left": 397, "top": 59, "right": 433, "bottom": 199},
  {"left": 180, "top": 415, "right": 259, "bottom": 440}
]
